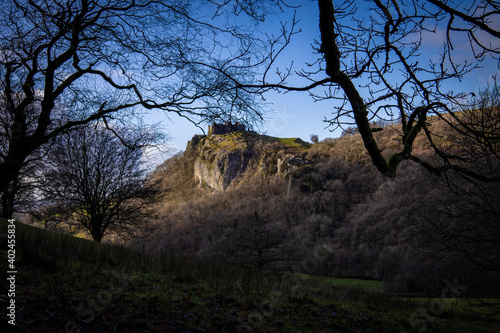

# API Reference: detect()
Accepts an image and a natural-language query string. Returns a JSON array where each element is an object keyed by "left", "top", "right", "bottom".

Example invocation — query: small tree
[
  {"left": 214, "top": 212, "right": 300, "bottom": 270},
  {"left": 41, "top": 124, "right": 158, "bottom": 242}
]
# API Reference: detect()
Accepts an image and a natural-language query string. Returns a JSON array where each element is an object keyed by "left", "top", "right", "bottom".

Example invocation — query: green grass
[
  {"left": 259, "top": 134, "right": 310, "bottom": 149},
  {"left": 204, "top": 131, "right": 251, "bottom": 150},
  {"left": 294, "top": 273, "right": 381, "bottom": 291},
  {"left": 402, "top": 297, "right": 469, "bottom": 318},
  {"left": 406, "top": 297, "right": 500, "bottom": 318},
  {"left": 208, "top": 131, "right": 310, "bottom": 149},
  {"left": 198, "top": 132, "right": 311, "bottom": 157},
  {"left": 2, "top": 218, "right": 499, "bottom": 332}
]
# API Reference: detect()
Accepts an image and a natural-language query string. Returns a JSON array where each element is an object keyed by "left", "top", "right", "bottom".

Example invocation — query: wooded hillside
[{"left": 147, "top": 114, "right": 499, "bottom": 297}]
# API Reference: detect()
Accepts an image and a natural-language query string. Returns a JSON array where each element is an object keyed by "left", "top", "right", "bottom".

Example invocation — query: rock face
[
  {"left": 194, "top": 148, "right": 252, "bottom": 191},
  {"left": 191, "top": 133, "right": 252, "bottom": 191},
  {"left": 277, "top": 154, "right": 312, "bottom": 177},
  {"left": 187, "top": 130, "right": 311, "bottom": 191}
]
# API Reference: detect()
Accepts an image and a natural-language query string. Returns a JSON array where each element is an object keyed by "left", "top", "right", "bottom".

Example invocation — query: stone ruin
[{"left": 208, "top": 121, "right": 246, "bottom": 135}]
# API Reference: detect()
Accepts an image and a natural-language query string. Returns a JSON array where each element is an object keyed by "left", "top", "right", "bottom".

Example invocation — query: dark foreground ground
[{"left": 1, "top": 218, "right": 498, "bottom": 332}]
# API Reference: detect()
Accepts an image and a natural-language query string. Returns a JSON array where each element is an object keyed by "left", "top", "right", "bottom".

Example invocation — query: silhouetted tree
[
  {"left": 242, "top": 0, "right": 500, "bottom": 181},
  {"left": 409, "top": 86, "right": 500, "bottom": 310},
  {"left": 40, "top": 124, "right": 158, "bottom": 242},
  {"left": 0, "top": 92, "right": 51, "bottom": 218},
  {"left": 310, "top": 134, "right": 319, "bottom": 144},
  {"left": 215, "top": 212, "right": 299, "bottom": 270},
  {"left": 0, "top": 151, "right": 45, "bottom": 218}
]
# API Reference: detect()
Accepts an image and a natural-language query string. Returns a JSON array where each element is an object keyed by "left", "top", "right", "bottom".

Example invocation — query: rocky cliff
[{"left": 186, "top": 131, "right": 311, "bottom": 191}]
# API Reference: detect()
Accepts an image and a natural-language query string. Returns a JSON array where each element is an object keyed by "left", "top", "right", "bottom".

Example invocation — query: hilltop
[
  {"left": 186, "top": 129, "right": 311, "bottom": 191},
  {"left": 152, "top": 117, "right": 432, "bottom": 201},
  {"left": 158, "top": 117, "right": 439, "bottom": 194}
]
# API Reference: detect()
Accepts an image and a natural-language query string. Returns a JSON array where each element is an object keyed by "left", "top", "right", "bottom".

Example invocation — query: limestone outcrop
[{"left": 187, "top": 129, "right": 311, "bottom": 191}]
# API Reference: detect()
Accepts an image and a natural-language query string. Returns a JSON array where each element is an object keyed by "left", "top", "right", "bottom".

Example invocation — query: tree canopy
[
  {"left": 241, "top": 0, "right": 500, "bottom": 181},
  {"left": 0, "top": 0, "right": 288, "bottom": 217}
]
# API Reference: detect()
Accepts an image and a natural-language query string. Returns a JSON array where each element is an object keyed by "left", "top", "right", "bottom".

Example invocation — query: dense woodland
[{"left": 139, "top": 106, "right": 500, "bottom": 299}]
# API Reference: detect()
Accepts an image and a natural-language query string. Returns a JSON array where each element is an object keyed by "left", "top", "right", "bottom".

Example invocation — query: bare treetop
[
  {"left": 240, "top": 0, "right": 500, "bottom": 181},
  {"left": 0, "top": 0, "right": 290, "bottom": 213}
]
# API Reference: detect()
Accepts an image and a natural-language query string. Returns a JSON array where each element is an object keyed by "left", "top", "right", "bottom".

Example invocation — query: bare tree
[
  {"left": 214, "top": 212, "right": 300, "bottom": 270},
  {"left": 413, "top": 175, "right": 500, "bottom": 291},
  {"left": 240, "top": 0, "right": 500, "bottom": 181},
  {"left": 40, "top": 124, "right": 158, "bottom": 242},
  {"left": 0, "top": 0, "right": 289, "bottom": 216}
]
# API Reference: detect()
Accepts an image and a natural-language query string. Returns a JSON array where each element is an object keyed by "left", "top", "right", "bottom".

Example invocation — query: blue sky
[{"left": 149, "top": 1, "right": 499, "bottom": 164}]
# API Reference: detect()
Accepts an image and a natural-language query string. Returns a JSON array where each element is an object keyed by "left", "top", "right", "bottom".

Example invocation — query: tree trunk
[
  {"left": 1, "top": 170, "right": 20, "bottom": 219},
  {"left": 317, "top": 0, "right": 396, "bottom": 178}
]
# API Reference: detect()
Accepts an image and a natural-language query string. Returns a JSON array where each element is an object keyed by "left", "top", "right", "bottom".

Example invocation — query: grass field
[
  {"left": 1, "top": 218, "right": 499, "bottom": 332},
  {"left": 405, "top": 296, "right": 500, "bottom": 318},
  {"left": 294, "top": 273, "right": 381, "bottom": 291}
]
